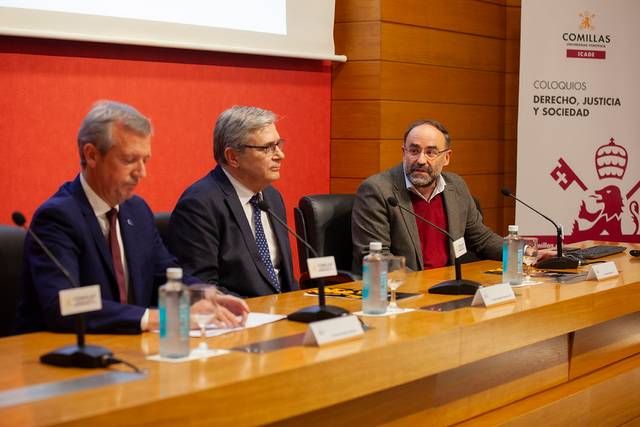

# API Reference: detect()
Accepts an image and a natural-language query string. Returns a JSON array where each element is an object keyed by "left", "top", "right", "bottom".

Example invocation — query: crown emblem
[
  {"left": 595, "top": 137, "right": 627, "bottom": 180},
  {"left": 579, "top": 11, "right": 595, "bottom": 31}
]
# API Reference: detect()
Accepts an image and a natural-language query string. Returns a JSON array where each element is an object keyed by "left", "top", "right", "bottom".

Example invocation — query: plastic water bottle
[
  {"left": 362, "top": 242, "right": 388, "bottom": 314},
  {"left": 159, "top": 267, "right": 190, "bottom": 358},
  {"left": 502, "top": 225, "right": 523, "bottom": 285}
]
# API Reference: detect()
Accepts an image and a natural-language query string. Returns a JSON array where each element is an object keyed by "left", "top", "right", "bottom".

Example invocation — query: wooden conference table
[{"left": 1, "top": 241, "right": 640, "bottom": 426}]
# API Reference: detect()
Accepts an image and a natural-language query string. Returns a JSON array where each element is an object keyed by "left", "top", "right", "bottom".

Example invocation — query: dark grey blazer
[
  {"left": 351, "top": 165, "right": 502, "bottom": 272},
  {"left": 168, "top": 165, "right": 297, "bottom": 297}
]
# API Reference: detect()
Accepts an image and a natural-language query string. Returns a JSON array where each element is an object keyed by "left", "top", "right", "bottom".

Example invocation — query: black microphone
[
  {"left": 500, "top": 188, "right": 578, "bottom": 269},
  {"left": 13, "top": 211, "right": 114, "bottom": 368},
  {"left": 386, "top": 196, "right": 481, "bottom": 295},
  {"left": 256, "top": 200, "right": 349, "bottom": 322}
]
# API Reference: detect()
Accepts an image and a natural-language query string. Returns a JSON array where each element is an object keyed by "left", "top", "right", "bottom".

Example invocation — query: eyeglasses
[
  {"left": 403, "top": 146, "right": 450, "bottom": 160},
  {"left": 241, "top": 139, "right": 285, "bottom": 155}
]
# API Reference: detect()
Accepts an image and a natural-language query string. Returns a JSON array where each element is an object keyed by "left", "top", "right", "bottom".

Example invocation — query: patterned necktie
[
  {"left": 249, "top": 194, "right": 280, "bottom": 292},
  {"left": 106, "top": 209, "right": 128, "bottom": 304}
]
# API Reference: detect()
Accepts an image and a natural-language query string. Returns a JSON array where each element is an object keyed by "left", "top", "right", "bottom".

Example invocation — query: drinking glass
[
  {"left": 521, "top": 237, "right": 539, "bottom": 284},
  {"left": 387, "top": 256, "right": 407, "bottom": 311},
  {"left": 189, "top": 284, "right": 218, "bottom": 351}
]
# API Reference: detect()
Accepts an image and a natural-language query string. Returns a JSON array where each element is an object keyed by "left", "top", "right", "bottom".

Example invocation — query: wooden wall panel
[
  {"left": 333, "top": 61, "right": 507, "bottom": 105},
  {"left": 381, "top": 0, "right": 506, "bottom": 39},
  {"left": 332, "top": 62, "right": 381, "bottom": 100},
  {"left": 379, "top": 101, "right": 506, "bottom": 140},
  {"left": 335, "top": 0, "right": 380, "bottom": 23},
  {"left": 331, "top": 140, "right": 381, "bottom": 178},
  {"left": 505, "top": 72, "right": 519, "bottom": 106},
  {"left": 332, "top": 101, "right": 507, "bottom": 140},
  {"left": 331, "top": 178, "right": 363, "bottom": 195},
  {"left": 381, "top": 62, "right": 506, "bottom": 105},
  {"left": 330, "top": 0, "right": 522, "bottom": 234},
  {"left": 381, "top": 23, "right": 506, "bottom": 72},
  {"left": 334, "top": 22, "right": 381, "bottom": 60}
]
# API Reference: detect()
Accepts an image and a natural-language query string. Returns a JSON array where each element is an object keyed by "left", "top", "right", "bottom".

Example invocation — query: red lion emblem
[{"left": 572, "top": 185, "right": 624, "bottom": 239}]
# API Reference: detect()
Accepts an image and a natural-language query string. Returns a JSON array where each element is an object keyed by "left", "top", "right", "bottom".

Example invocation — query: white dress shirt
[
  {"left": 221, "top": 167, "right": 282, "bottom": 280},
  {"left": 80, "top": 173, "right": 149, "bottom": 330},
  {"left": 404, "top": 173, "right": 447, "bottom": 203}
]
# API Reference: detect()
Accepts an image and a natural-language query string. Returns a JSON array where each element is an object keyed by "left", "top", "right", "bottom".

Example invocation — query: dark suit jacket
[
  {"left": 351, "top": 165, "right": 503, "bottom": 272},
  {"left": 15, "top": 175, "right": 196, "bottom": 334},
  {"left": 168, "top": 165, "right": 297, "bottom": 297}
]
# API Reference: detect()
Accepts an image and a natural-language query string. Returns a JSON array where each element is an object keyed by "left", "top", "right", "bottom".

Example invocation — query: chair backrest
[
  {"left": 154, "top": 212, "right": 171, "bottom": 247},
  {"left": 0, "top": 225, "right": 26, "bottom": 336},
  {"left": 293, "top": 194, "right": 355, "bottom": 274}
]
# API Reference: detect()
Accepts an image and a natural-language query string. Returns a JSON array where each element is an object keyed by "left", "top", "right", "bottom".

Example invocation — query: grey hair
[
  {"left": 213, "top": 106, "right": 277, "bottom": 164},
  {"left": 77, "top": 100, "right": 153, "bottom": 167},
  {"left": 403, "top": 119, "right": 451, "bottom": 148}
]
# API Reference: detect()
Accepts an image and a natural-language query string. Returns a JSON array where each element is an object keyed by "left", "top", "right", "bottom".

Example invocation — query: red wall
[{"left": 0, "top": 36, "right": 332, "bottom": 276}]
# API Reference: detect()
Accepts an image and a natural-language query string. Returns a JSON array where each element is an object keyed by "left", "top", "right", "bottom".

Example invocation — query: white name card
[
  {"left": 471, "top": 283, "right": 516, "bottom": 307},
  {"left": 59, "top": 284, "right": 102, "bottom": 316},
  {"left": 307, "top": 256, "right": 338, "bottom": 279},
  {"left": 452, "top": 237, "right": 467, "bottom": 258},
  {"left": 303, "top": 315, "right": 364, "bottom": 346},
  {"left": 586, "top": 261, "right": 619, "bottom": 281}
]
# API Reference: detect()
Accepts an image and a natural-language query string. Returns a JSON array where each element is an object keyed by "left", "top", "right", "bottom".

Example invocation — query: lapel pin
[{"left": 127, "top": 218, "right": 134, "bottom": 226}]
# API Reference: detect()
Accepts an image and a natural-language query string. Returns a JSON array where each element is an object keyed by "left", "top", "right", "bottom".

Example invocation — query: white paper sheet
[{"left": 190, "top": 312, "right": 286, "bottom": 337}]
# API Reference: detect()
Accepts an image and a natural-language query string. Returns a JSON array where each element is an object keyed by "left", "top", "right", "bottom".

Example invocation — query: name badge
[
  {"left": 303, "top": 315, "right": 364, "bottom": 346},
  {"left": 586, "top": 261, "right": 619, "bottom": 281},
  {"left": 59, "top": 285, "right": 102, "bottom": 316},
  {"left": 452, "top": 237, "right": 467, "bottom": 258},
  {"left": 471, "top": 283, "right": 515, "bottom": 307},
  {"left": 307, "top": 256, "right": 338, "bottom": 279}
]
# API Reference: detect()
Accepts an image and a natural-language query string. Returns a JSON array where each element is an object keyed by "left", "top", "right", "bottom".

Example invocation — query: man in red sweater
[{"left": 351, "top": 119, "right": 503, "bottom": 272}]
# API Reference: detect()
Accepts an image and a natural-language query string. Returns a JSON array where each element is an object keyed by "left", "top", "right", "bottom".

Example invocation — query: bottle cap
[
  {"left": 369, "top": 242, "right": 382, "bottom": 251},
  {"left": 166, "top": 267, "right": 183, "bottom": 280},
  {"left": 508, "top": 225, "right": 519, "bottom": 233}
]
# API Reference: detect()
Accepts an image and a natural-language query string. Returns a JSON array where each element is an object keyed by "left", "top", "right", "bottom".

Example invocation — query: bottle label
[
  {"left": 159, "top": 306, "right": 167, "bottom": 338},
  {"left": 362, "top": 264, "right": 370, "bottom": 299},
  {"left": 502, "top": 242, "right": 508, "bottom": 272},
  {"left": 517, "top": 245, "right": 523, "bottom": 273},
  {"left": 179, "top": 300, "right": 190, "bottom": 337},
  {"left": 379, "top": 270, "right": 388, "bottom": 300}
]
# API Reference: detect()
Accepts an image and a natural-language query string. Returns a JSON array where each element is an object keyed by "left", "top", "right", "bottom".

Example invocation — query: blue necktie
[{"left": 249, "top": 194, "right": 280, "bottom": 292}]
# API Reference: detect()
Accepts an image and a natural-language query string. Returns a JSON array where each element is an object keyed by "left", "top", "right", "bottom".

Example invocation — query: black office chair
[
  {"left": 293, "top": 194, "right": 358, "bottom": 289},
  {"left": 154, "top": 212, "right": 171, "bottom": 247},
  {"left": 0, "top": 225, "right": 26, "bottom": 336}
]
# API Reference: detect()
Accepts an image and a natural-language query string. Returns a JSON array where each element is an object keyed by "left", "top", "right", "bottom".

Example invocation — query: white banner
[{"left": 517, "top": 0, "right": 640, "bottom": 244}]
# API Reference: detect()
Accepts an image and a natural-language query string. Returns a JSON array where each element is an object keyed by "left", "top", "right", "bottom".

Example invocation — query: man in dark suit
[
  {"left": 352, "top": 119, "right": 503, "bottom": 272},
  {"left": 168, "top": 106, "right": 297, "bottom": 297},
  {"left": 15, "top": 100, "right": 248, "bottom": 334}
]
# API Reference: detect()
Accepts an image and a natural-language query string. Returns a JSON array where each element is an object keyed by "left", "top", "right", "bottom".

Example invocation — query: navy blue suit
[
  {"left": 168, "top": 165, "right": 298, "bottom": 297},
  {"left": 15, "top": 175, "right": 196, "bottom": 334}
]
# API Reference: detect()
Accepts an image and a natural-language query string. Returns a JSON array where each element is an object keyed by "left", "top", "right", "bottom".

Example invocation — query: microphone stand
[
  {"left": 13, "top": 212, "right": 113, "bottom": 368},
  {"left": 500, "top": 189, "right": 578, "bottom": 269},
  {"left": 386, "top": 198, "right": 481, "bottom": 295},
  {"left": 427, "top": 255, "right": 483, "bottom": 295},
  {"left": 256, "top": 201, "right": 349, "bottom": 322}
]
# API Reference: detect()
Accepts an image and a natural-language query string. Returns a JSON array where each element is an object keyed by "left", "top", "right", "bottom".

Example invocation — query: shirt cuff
[{"left": 140, "top": 308, "right": 150, "bottom": 331}]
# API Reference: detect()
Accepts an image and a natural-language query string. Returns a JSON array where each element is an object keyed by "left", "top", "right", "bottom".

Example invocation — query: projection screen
[{"left": 0, "top": 0, "right": 346, "bottom": 61}]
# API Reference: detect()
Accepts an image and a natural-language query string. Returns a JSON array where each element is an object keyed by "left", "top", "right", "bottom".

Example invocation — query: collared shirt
[
  {"left": 80, "top": 173, "right": 149, "bottom": 330},
  {"left": 221, "top": 167, "right": 282, "bottom": 280},
  {"left": 404, "top": 173, "right": 446, "bottom": 203}
]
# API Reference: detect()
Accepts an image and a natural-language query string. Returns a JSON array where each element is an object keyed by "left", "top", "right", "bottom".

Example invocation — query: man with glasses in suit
[
  {"left": 351, "top": 119, "right": 503, "bottom": 273},
  {"left": 169, "top": 106, "right": 297, "bottom": 297}
]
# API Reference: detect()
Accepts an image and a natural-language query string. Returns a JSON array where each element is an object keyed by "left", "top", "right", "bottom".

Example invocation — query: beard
[{"left": 407, "top": 164, "right": 438, "bottom": 188}]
